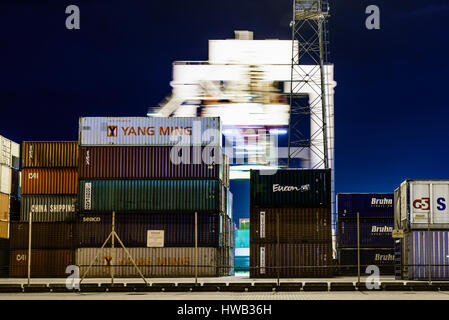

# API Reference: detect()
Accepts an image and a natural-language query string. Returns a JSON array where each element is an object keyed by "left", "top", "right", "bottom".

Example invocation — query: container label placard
[
  {"left": 260, "top": 211, "right": 265, "bottom": 239},
  {"left": 260, "top": 246, "right": 265, "bottom": 274},
  {"left": 147, "top": 230, "right": 164, "bottom": 247},
  {"left": 84, "top": 182, "right": 92, "bottom": 210},
  {"left": 392, "top": 229, "right": 404, "bottom": 239}
]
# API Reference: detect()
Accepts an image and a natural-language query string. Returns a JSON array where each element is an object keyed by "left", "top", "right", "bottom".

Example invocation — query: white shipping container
[
  {"left": 395, "top": 180, "right": 449, "bottom": 230},
  {"left": 0, "top": 165, "right": 11, "bottom": 195},
  {"left": 0, "top": 135, "right": 20, "bottom": 169},
  {"left": 76, "top": 247, "right": 222, "bottom": 277},
  {"left": 79, "top": 117, "right": 222, "bottom": 146}
]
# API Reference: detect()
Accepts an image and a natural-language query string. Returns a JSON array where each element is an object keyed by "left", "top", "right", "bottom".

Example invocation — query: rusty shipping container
[
  {"left": 9, "top": 222, "right": 75, "bottom": 249},
  {"left": 0, "top": 193, "right": 9, "bottom": 221},
  {"left": 22, "top": 141, "right": 78, "bottom": 168},
  {"left": 9, "top": 249, "right": 75, "bottom": 277},
  {"left": 76, "top": 212, "right": 223, "bottom": 248},
  {"left": 76, "top": 247, "right": 230, "bottom": 278},
  {"left": 0, "top": 221, "right": 8, "bottom": 239},
  {"left": 250, "top": 207, "right": 332, "bottom": 244},
  {"left": 78, "top": 179, "right": 226, "bottom": 213},
  {"left": 21, "top": 168, "right": 78, "bottom": 195},
  {"left": 250, "top": 243, "right": 333, "bottom": 278},
  {"left": 20, "top": 195, "right": 77, "bottom": 222},
  {"left": 78, "top": 146, "right": 229, "bottom": 186},
  {"left": 250, "top": 169, "right": 332, "bottom": 208}
]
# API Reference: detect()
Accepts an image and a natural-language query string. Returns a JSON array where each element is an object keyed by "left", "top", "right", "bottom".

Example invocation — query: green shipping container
[{"left": 78, "top": 180, "right": 225, "bottom": 213}]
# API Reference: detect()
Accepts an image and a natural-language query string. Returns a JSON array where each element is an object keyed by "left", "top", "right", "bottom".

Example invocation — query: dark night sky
[{"left": 1, "top": 1, "right": 449, "bottom": 222}]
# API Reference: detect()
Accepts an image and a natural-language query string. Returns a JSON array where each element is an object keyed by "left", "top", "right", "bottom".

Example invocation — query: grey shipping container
[
  {"left": 250, "top": 243, "right": 333, "bottom": 278},
  {"left": 78, "top": 146, "right": 229, "bottom": 187},
  {"left": 78, "top": 180, "right": 226, "bottom": 213},
  {"left": 21, "top": 141, "right": 78, "bottom": 168},
  {"left": 9, "top": 249, "right": 75, "bottom": 277},
  {"left": 9, "top": 222, "right": 75, "bottom": 249},
  {"left": 250, "top": 169, "right": 331, "bottom": 208},
  {"left": 76, "top": 247, "right": 230, "bottom": 278},
  {"left": 250, "top": 207, "right": 332, "bottom": 244},
  {"left": 76, "top": 212, "right": 224, "bottom": 248},
  {"left": 399, "top": 230, "right": 449, "bottom": 280},
  {"left": 20, "top": 195, "right": 77, "bottom": 222}
]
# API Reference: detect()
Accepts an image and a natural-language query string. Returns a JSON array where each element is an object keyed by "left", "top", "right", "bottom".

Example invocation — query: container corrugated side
[
  {"left": 20, "top": 195, "right": 77, "bottom": 222},
  {"left": 0, "top": 193, "right": 9, "bottom": 221},
  {"left": 250, "top": 169, "right": 331, "bottom": 208},
  {"left": 78, "top": 146, "right": 226, "bottom": 185},
  {"left": 337, "top": 218, "right": 394, "bottom": 248},
  {"left": 406, "top": 230, "right": 449, "bottom": 280},
  {"left": 250, "top": 243, "right": 333, "bottom": 278},
  {"left": 337, "top": 193, "right": 393, "bottom": 219},
  {"left": 79, "top": 117, "right": 222, "bottom": 147},
  {"left": 76, "top": 212, "right": 222, "bottom": 247},
  {"left": 0, "top": 221, "right": 8, "bottom": 239},
  {"left": 22, "top": 141, "right": 78, "bottom": 168},
  {"left": 9, "top": 249, "right": 75, "bottom": 277},
  {"left": 0, "top": 165, "right": 11, "bottom": 195},
  {"left": 9, "top": 222, "right": 75, "bottom": 249},
  {"left": 21, "top": 168, "right": 78, "bottom": 195},
  {"left": 76, "top": 247, "right": 220, "bottom": 277},
  {"left": 0, "top": 239, "right": 9, "bottom": 277},
  {"left": 78, "top": 179, "right": 224, "bottom": 213},
  {"left": 250, "top": 207, "right": 332, "bottom": 244},
  {"left": 0, "top": 136, "right": 20, "bottom": 169},
  {"left": 338, "top": 248, "right": 395, "bottom": 275}
]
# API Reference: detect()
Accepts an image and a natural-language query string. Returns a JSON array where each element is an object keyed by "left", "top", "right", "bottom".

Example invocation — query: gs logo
[{"left": 413, "top": 197, "right": 447, "bottom": 211}]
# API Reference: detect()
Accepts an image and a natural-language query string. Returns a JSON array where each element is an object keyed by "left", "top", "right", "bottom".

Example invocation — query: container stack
[
  {"left": 9, "top": 141, "right": 78, "bottom": 277},
  {"left": 395, "top": 180, "right": 449, "bottom": 280},
  {"left": 337, "top": 193, "right": 394, "bottom": 276},
  {"left": 76, "top": 117, "right": 234, "bottom": 278},
  {"left": 0, "top": 135, "right": 20, "bottom": 277},
  {"left": 249, "top": 169, "right": 333, "bottom": 278}
]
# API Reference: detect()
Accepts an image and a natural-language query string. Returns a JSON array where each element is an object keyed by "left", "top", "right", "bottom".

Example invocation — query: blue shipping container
[
  {"left": 338, "top": 219, "right": 394, "bottom": 248},
  {"left": 76, "top": 212, "right": 223, "bottom": 247},
  {"left": 407, "top": 231, "right": 449, "bottom": 280},
  {"left": 235, "top": 230, "right": 249, "bottom": 248},
  {"left": 235, "top": 256, "right": 250, "bottom": 273},
  {"left": 338, "top": 248, "right": 395, "bottom": 275},
  {"left": 337, "top": 193, "right": 393, "bottom": 219}
]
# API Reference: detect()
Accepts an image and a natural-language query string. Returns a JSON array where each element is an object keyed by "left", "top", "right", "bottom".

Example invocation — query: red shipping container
[
  {"left": 78, "top": 146, "right": 229, "bottom": 186},
  {"left": 250, "top": 207, "right": 332, "bottom": 244},
  {"left": 21, "top": 168, "right": 78, "bottom": 195},
  {"left": 250, "top": 243, "right": 333, "bottom": 278}
]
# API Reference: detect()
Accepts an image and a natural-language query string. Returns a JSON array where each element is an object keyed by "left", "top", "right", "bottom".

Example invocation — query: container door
[
  {"left": 432, "top": 183, "right": 449, "bottom": 225},
  {"left": 410, "top": 182, "right": 431, "bottom": 225}
]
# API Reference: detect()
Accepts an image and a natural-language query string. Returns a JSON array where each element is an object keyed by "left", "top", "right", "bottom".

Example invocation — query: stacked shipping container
[
  {"left": 0, "top": 135, "right": 20, "bottom": 277},
  {"left": 9, "top": 142, "right": 78, "bottom": 277},
  {"left": 337, "top": 193, "right": 395, "bottom": 275},
  {"left": 250, "top": 169, "right": 333, "bottom": 278},
  {"left": 395, "top": 180, "right": 449, "bottom": 280},
  {"left": 235, "top": 219, "right": 250, "bottom": 274},
  {"left": 76, "top": 117, "right": 234, "bottom": 277}
]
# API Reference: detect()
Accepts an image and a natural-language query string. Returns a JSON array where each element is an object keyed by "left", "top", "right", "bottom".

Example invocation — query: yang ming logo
[{"left": 107, "top": 126, "right": 118, "bottom": 137}]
